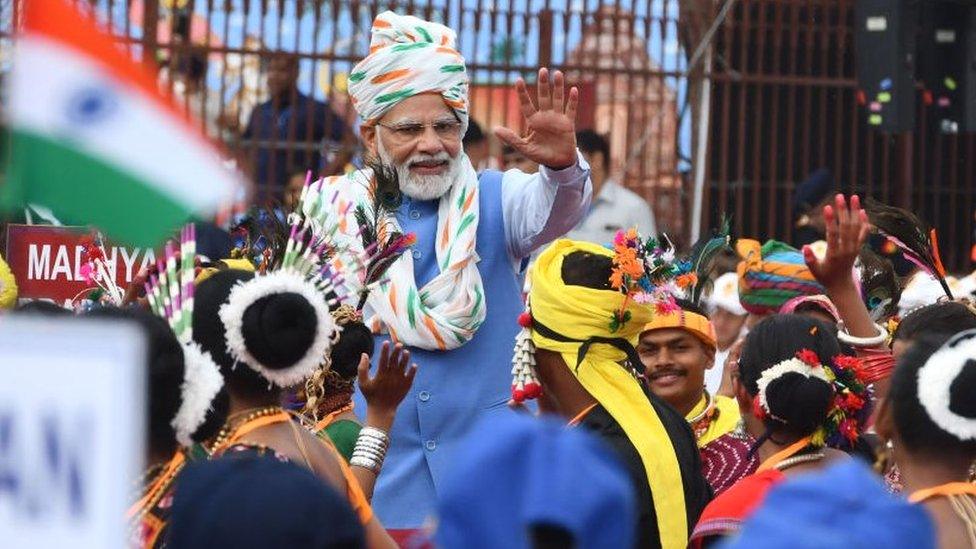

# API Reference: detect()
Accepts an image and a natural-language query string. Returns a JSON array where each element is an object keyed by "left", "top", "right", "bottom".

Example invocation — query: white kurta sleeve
[{"left": 500, "top": 150, "right": 592, "bottom": 263}]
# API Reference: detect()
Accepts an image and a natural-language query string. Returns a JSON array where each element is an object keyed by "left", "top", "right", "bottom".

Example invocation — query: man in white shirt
[
  {"left": 569, "top": 130, "right": 656, "bottom": 245},
  {"left": 705, "top": 271, "right": 748, "bottom": 394}
]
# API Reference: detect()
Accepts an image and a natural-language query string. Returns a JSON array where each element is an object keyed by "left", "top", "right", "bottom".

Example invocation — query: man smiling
[
  {"left": 638, "top": 299, "right": 753, "bottom": 494},
  {"left": 307, "top": 11, "right": 593, "bottom": 534},
  {"left": 638, "top": 299, "right": 740, "bottom": 448}
]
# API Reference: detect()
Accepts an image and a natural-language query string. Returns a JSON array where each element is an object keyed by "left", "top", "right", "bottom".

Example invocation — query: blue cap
[
  {"left": 435, "top": 413, "right": 636, "bottom": 549},
  {"left": 194, "top": 221, "right": 234, "bottom": 262},
  {"left": 168, "top": 456, "right": 365, "bottom": 548},
  {"left": 721, "top": 460, "right": 934, "bottom": 549},
  {"left": 793, "top": 168, "right": 834, "bottom": 214}
]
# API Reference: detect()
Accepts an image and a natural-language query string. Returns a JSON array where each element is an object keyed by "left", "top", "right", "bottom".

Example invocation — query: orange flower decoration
[
  {"left": 675, "top": 272, "right": 698, "bottom": 289},
  {"left": 610, "top": 270, "right": 625, "bottom": 290}
]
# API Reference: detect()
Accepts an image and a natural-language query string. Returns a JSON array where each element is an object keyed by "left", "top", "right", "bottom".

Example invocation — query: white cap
[
  {"left": 899, "top": 271, "right": 951, "bottom": 316},
  {"left": 708, "top": 272, "right": 747, "bottom": 316},
  {"left": 951, "top": 272, "right": 976, "bottom": 299},
  {"left": 807, "top": 240, "right": 828, "bottom": 261}
]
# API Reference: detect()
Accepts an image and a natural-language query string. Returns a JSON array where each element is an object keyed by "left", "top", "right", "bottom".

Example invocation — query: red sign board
[{"left": 4, "top": 225, "right": 157, "bottom": 303}]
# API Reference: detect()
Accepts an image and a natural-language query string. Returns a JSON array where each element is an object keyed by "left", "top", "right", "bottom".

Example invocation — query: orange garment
[
  {"left": 218, "top": 411, "right": 374, "bottom": 525},
  {"left": 689, "top": 436, "right": 814, "bottom": 548}
]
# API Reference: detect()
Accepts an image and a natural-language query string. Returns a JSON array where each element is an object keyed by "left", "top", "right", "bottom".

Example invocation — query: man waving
[{"left": 307, "top": 11, "right": 593, "bottom": 533}]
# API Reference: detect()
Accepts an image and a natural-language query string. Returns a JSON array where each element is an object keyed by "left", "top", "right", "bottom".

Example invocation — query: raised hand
[
  {"left": 493, "top": 68, "right": 579, "bottom": 170},
  {"left": 358, "top": 342, "right": 418, "bottom": 428},
  {"left": 803, "top": 194, "right": 871, "bottom": 291}
]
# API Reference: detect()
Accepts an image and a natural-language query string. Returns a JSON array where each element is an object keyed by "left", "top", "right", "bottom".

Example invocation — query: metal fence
[
  {"left": 1, "top": 0, "right": 691, "bottom": 232},
  {"left": 702, "top": 0, "right": 976, "bottom": 272},
  {"left": 2, "top": 0, "right": 973, "bottom": 269}
]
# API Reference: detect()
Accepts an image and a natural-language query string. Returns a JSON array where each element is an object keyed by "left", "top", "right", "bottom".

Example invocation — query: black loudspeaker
[
  {"left": 918, "top": 1, "right": 976, "bottom": 133},
  {"left": 855, "top": 0, "right": 919, "bottom": 132}
]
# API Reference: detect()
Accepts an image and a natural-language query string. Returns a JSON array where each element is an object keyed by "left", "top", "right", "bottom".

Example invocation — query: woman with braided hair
[
  {"left": 301, "top": 307, "right": 376, "bottom": 460},
  {"left": 299, "top": 305, "right": 417, "bottom": 501},
  {"left": 690, "top": 315, "right": 854, "bottom": 547},
  {"left": 85, "top": 307, "right": 228, "bottom": 549},
  {"left": 876, "top": 330, "right": 976, "bottom": 549},
  {"left": 192, "top": 269, "right": 399, "bottom": 548}
]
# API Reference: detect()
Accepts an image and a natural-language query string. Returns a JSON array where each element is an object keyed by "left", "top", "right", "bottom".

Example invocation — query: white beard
[{"left": 376, "top": 137, "right": 461, "bottom": 201}]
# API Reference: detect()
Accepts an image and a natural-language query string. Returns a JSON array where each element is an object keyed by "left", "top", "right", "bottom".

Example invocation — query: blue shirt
[
  {"left": 354, "top": 154, "right": 592, "bottom": 528},
  {"left": 243, "top": 92, "right": 346, "bottom": 193}
]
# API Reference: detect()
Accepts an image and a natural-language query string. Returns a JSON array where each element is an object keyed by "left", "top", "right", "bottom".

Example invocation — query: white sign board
[{"left": 0, "top": 316, "right": 145, "bottom": 549}]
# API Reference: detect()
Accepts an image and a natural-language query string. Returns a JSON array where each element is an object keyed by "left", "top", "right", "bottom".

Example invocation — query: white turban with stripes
[{"left": 348, "top": 11, "right": 469, "bottom": 131}]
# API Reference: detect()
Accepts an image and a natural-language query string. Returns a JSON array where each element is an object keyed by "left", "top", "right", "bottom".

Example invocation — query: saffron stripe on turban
[{"left": 348, "top": 11, "right": 469, "bottom": 130}]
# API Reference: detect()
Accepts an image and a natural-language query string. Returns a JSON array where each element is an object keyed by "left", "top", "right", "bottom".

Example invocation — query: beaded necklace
[
  {"left": 757, "top": 435, "right": 824, "bottom": 473},
  {"left": 688, "top": 390, "right": 717, "bottom": 441},
  {"left": 209, "top": 406, "right": 292, "bottom": 454}
]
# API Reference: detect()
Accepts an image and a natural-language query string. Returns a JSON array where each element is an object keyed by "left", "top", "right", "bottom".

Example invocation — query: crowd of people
[{"left": 4, "top": 10, "right": 976, "bottom": 549}]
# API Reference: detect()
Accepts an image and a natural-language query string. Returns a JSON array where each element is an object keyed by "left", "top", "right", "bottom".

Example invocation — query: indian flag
[{"left": 2, "top": 0, "right": 242, "bottom": 247}]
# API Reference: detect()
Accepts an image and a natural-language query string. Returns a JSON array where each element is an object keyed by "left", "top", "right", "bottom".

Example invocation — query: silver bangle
[
  {"left": 350, "top": 428, "right": 389, "bottom": 473},
  {"left": 352, "top": 445, "right": 386, "bottom": 459},
  {"left": 351, "top": 449, "right": 384, "bottom": 463},
  {"left": 359, "top": 426, "right": 390, "bottom": 444},
  {"left": 356, "top": 440, "right": 387, "bottom": 454},
  {"left": 836, "top": 321, "right": 888, "bottom": 347},
  {"left": 352, "top": 443, "right": 385, "bottom": 456},
  {"left": 350, "top": 455, "right": 382, "bottom": 473},
  {"left": 351, "top": 453, "right": 383, "bottom": 467}
]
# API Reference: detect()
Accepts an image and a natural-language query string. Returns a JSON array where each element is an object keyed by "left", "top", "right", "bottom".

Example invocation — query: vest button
[
  {"left": 409, "top": 209, "right": 421, "bottom": 220},
  {"left": 418, "top": 391, "right": 431, "bottom": 402},
  {"left": 412, "top": 250, "right": 422, "bottom": 260},
  {"left": 425, "top": 440, "right": 437, "bottom": 451}
]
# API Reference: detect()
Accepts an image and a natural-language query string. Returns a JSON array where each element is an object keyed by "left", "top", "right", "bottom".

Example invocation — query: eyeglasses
[{"left": 375, "top": 118, "right": 463, "bottom": 142}]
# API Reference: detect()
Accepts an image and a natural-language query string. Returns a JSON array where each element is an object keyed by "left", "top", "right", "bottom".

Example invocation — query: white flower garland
[
  {"left": 917, "top": 329, "right": 976, "bottom": 441},
  {"left": 172, "top": 341, "right": 224, "bottom": 447},
  {"left": 756, "top": 357, "right": 830, "bottom": 415},
  {"left": 219, "top": 270, "right": 336, "bottom": 388}
]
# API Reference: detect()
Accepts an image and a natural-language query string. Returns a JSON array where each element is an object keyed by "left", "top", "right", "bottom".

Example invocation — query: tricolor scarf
[
  {"left": 529, "top": 240, "right": 689, "bottom": 549},
  {"left": 312, "top": 11, "right": 484, "bottom": 351},
  {"left": 304, "top": 164, "right": 484, "bottom": 351}
]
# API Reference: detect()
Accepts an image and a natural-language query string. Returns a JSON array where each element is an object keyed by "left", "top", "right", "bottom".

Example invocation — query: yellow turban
[
  {"left": 529, "top": 239, "right": 689, "bottom": 549},
  {"left": 195, "top": 258, "right": 255, "bottom": 285}
]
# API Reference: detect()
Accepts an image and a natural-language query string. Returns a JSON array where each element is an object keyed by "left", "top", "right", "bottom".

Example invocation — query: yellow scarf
[
  {"left": 530, "top": 240, "right": 688, "bottom": 549},
  {"left": 686, "top": 393, "right": 741, "bottom": 448}
]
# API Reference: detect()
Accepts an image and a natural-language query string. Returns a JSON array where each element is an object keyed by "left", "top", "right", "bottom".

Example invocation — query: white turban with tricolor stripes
[{"left": 348, "top": 11, "right": 469, "bottom": 131}]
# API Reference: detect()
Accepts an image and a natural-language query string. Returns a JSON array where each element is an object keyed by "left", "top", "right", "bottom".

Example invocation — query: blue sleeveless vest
[{"left": 353, "top": 170, "right": 524, "bottom": 527}]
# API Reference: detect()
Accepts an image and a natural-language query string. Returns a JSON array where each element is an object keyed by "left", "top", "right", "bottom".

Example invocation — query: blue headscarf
[
  {"left": 167, "top": 456, "right": 365, "bottom": 548},
  {"left": 435, "top": 414, "right": 637, "bottom": 549},
  {"left": 722, "top": 460, "right": 934, "bottom": 549}
]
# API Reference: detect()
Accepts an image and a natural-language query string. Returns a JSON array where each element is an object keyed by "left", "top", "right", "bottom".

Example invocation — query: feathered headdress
[
  {"left": 351, "top": 161, "right": 416, "bottom": 311},
  {"left": 145, "top": 224, "right": 225, "bottom": 448},
  {"left": 856, "top": 246, "right": 901, "bottom": 321},
  {"left": 865, "top": 199, "right": 951, "bottom": 300},
  {"left": 685, "top": 217, "right": 732, "bottom": 307},
  {"left": 228, "top": 205, "right": 292, "bottom": 273},
  {"left": 227, "top": 171, "right": 368, "bottom": 309},
  {"left": 608, "top": 228, "right": 695, "bottom": 332}
]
